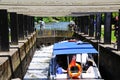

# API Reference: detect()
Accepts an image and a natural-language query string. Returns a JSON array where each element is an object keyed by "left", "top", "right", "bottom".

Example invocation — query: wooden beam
[
  {"left": 10, "top": 12, "right": 18, "bottom": 45},
  {"left": 0, "top": 9, "right": 9, "bottom": 51},
  {"left": 0, "top": 0, "right": 120, "bottom": 16},
  {"left": 0, "top": 0, "right": 120, "bottom": 6},
  {"left": 104, "top": 12, "right": 112, "bottom": 44}
]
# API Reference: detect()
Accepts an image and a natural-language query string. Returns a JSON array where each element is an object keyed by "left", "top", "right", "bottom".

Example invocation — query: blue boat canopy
[{"left": 53, "top": 40, "right": 98, "bottom": 55}]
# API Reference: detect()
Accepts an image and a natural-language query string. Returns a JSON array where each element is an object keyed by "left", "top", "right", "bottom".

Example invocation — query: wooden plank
[
  {"left": 0, "top": 0, "right": 120, "bottom": 16},
  {"left": 0, "top": 5, "right": 119, "bottom": 16},
  {"left": 0, "top": 0, "right": 120, "bottom": 6}
]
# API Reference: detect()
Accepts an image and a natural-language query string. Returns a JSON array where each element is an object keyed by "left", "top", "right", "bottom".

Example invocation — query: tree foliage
[{"left": 34, "top": 17, "right": 74, "bottom": 23}]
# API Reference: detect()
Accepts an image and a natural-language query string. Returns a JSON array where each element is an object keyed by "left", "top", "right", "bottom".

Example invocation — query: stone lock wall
[{"left": 0, "top": 32, "right": 37, "bottom": 80}]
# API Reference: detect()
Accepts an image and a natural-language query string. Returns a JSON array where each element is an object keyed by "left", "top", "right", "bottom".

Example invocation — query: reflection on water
[{"left": 24, "top": 45, "right": 53, "bottom": 80}]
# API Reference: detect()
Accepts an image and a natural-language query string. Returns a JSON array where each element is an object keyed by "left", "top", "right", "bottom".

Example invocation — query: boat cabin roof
[{"left": 53, "top": 40, "right": 98, "bottom": 56}]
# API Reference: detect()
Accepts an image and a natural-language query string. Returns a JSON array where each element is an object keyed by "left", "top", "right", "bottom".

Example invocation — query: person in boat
[
  {"left": 85, "top": 59, "right": 95, "bottom": 73},
  {"left": 56, "top": 55, "right": 77, "bottom": 74},
  {"left": 56, "top": 65, "right": 67, "bottom": 74},
  {"left": 68, "top": 55, "right": 82, "bottom": 79},
  {"left": 82, "top": 59, "right": 100, "bottom": 79},
  {"left": 56, "top": 60, "right": 67, "bottom": 74},
  {"left": 70, "top": 55, "right": 76, "bottom": 66}
]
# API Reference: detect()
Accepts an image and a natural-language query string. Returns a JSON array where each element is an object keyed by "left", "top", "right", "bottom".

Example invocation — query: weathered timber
[
  {"left": 104, "top": 12, "right": 112, "bottom": 44},
  {"left": 0, "top": 9, "right": 9, "bottom": 51}
]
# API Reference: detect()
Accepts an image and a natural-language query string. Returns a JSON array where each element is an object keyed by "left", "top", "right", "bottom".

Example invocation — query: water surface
[{"left": 24, "top": 45, "right": 53, "bottom": 80}]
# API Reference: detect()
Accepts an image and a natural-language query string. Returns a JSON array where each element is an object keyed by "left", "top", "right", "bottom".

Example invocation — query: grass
[{"left": 111, "top": 30, "right": 116, "bottom": 42}]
